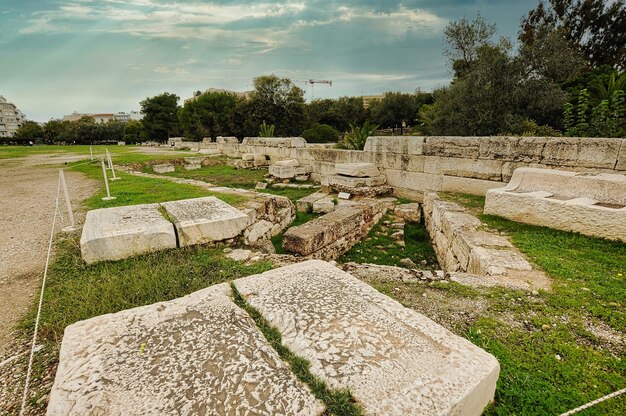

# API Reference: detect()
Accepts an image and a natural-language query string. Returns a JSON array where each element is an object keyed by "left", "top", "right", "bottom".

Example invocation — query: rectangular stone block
[
  {"left": 334, "top": 162, "right": 380, "bottom": 177},
  {"left": 615, "top": 139, "right": 626, "bottom": 171},
  {"left": 184, "top": 157, "right": 206, "bottom": 164},
  {"left": 327, "top": 174, "right": 386, "bottom": 188},
  {"left": 275, "top": 159, "right": 300, "bottom": 167},
  {"left": 575, "top": 137, "right": 622, "bottom": 169},
  {"left": 283, "top": 207, "right": 365, "bottom": 255},
  {"left": 184, "top": 163, "right": 201, "bottom": 170},
  {"left": 216, "top": 136, "right": 238, "bottom": 144},
  {"left": 161, "top": 197, "right": 250, "bottom": 247},
  {"left": 269, "top": 165, "right": 310, "bottom": 179},
  {"left": 242, "top": 137, "right": 307, "bottom": 147},
  {"left": 152, "top": 164, "right": 175, "bottom": 173},
  {"left": 441, "top": 176, "right": 505, "bottom": 196},
  {"left": 80, "top": 203, "right": 177, "bottom": 264},
  {"left": 296, "top": 192, "right": 328, "bottom": 213},
  {"left": 422, "top": 137, "right": 480, "bottom": 158},
  {"left": 386, "top": 170, "right": 443, "bottom": 193},
  {"left": 423, "top": 156, "right": 503, "bottom": 181},
  {"left": 363, "top": 136, "right": 425, "bottom": 154},
  {"left": 234, "top": 260, "right": 499, "bottom": 416},
  {"left": 48, "top": 283, "right": 324, "bottom": 416}
]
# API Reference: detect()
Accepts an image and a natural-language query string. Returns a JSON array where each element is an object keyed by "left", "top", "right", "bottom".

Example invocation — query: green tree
[
  {"left": 520, "top": 0, "right": 626, "bottom": 69},
  {"left": 178, "top": 91, "right": 239, "bottom": 140},
  {"left": 369, "top": 92, "right": 419, "bottom": 135},
  {"left": 42, "top": 119, "right": 72, "bottom": 143},
  {"left": 301, "top": 124, "right": 339, "bottom": 143},
  {"left": 338, "top": 121, "right": 377, "bottom": 150},
  {"left": 123, "top": 120, "right": 144, "bottom": 143},
  {"left": 140, "top": 93, "right": 180, "bottom": 142},
  {"left": 13, "top": 121, "right": 43, "bottom": 142},
  {"left": 240, "top": 75, "right": 306, "bottom": 137}
]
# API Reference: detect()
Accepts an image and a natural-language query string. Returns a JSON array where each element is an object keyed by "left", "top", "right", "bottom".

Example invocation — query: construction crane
[{"left": 294, "top": 79, "right": 333, "bottom": 100}]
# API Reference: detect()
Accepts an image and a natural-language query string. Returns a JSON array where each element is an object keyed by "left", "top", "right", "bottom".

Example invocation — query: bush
[{"left": 301, "top": 123, "right": 340, "bottom": 143}]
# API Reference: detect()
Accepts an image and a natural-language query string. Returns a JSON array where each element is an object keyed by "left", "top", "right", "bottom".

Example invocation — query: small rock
[
  {"left": 420, "top": 260, "right": 428, "bottom": 266},
  {"left": 255, "top": 182, "right": 268, "bottom": 190},
  {"left": 223, "top": 247, "right": 233, "bottom": 254},
  {"left": 541, "top": 324, "right": 550, "bottom": 331},
  {"left": 531, "top": 290, "right": 539, "bottom": 296},
  {"left": 391, "top": 231, "right": 404, "bottom": 241},
  {"left": 226, "top": 249, "right": 252, "bottom": 262},
  {"left": 422, "top": 293, "right": 427, "bottom": 298},
  {"left": 399, "top": 258, "right": 417, "bottom": 269}
]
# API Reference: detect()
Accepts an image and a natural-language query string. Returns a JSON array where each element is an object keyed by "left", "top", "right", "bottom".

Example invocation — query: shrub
[{"left": 301, "top": 123, "right": 340, "bottom": 143}]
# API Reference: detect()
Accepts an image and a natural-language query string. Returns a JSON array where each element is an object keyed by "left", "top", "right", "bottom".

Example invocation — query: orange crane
[{"left": 294, "top": 79, "right": 333, "bottom": 99}]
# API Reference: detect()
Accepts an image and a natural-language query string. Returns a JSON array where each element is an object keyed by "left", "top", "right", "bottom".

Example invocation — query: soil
[{"left": 0, "top": 154, "right": 97, "bottom": 358}]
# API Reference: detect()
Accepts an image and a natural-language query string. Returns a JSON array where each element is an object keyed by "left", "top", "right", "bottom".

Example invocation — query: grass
[
  {"left": 339, "top": 212, "right": 439, "bottom": 269},
  {"left": 231, "top": 284, "right": 365, "bottom": 416},
  {"left": 365, "top": 193, "right": 626, "bottom": 415},
  {"left": 70, "top": 161, "right": 248, "bottom": 209},
  {"left": 164, "top": 164, "right": 267, "bottom": 189},
  {"left": 21, "top": 236, "right": 273, "bottom": 345}
]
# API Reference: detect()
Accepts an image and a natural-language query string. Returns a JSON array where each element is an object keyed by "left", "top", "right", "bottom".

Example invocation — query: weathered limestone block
[
  {"left": 254, "top": 154, "right": 269, "bottom": 167},
  {"left": 244, "top": 220, "right": 274, "bottom": 244},
  {"left": 394, "top": 203, "right": 421, "bottom": 223},
  {"left": 363, "top": 136, "right": 425, "bottom": 154},
  {"left": 161, "top": 197, "right": 250, "bottom": 247},
  {"left": 617, "top": 139, "right": 626, "bottom": 171},
  {"left": 296, "top": 192, "right": 328, "bottom": 213},
  {"left": 541, "top": 137, "right": 581, "bottom": 166},
  {"left": 386, "top": 170, "right": 443, "bottom": 193},
  {"left": 422, "top": 137, "right": 480, "bottom": 158},
  {"left": 269, "top": 165, "right": 310, "bottom": 179},
  {"left": 477, "top": 137, "right": 521, "bottom": 161},
  {"left": 328, "top": 174, "right": 387, "bottom": 188},
  {"left": 184, "top": 163, "right": 201, "bottom": 170},
  {"left": 283, "top": 207, "right": 366, "bottom": 256},
  {"left": 275, "top": 159, "right": 300, "bottom": 167},
  {"left": 514, "top": 137, "right": 547, "bottom": 163},
  {"left": 575, "top": 137, "right": 622, "bottom": 169},
  {"left": 423, "top": 156, "right": 503, "bottom": 181},
  {"left": 80, "top": 204, "right": 177, "bottom": 264},
  {"left": 468, "top": 247, "right": 533, "bottom": 276},
  {"left": 184, "top": 157, "right": 206, "bottom": 164},
  {"left": 312, "top": 197, "right": 336, "bottom": 214},
  {"left": 234, "top": 260, "right": 500, "bottom": 416},
  {"left": 334, "top": 162, "right": 380, "bottom": 177},
  {"left": 242, "top": 137, "right": 307, "bottom": 148},
  {"left": 441, "top": 176, "right": 505, "bottom": 196},
  {"left": 216, "top": 136, "right": 238, "bottom": 144},
  {"left": 153, "top": 164, "right": 175, "bottom": 173},
  {"left": 242, "top": 153, "right": 255, "bottom": 161},
  {"left": 48, "top": 283, "right": 324, "bottom": 416}
]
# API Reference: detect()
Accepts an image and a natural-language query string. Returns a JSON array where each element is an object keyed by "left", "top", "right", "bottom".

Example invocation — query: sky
[{"left": 0, "top": 0, "right": 538, "bottom": 122}]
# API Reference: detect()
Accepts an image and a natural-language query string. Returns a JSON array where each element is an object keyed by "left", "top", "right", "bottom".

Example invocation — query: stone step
[
  {"left": 335, "top": 162, "right": 380, "bottom": 177},
  {"left": 48, "top": 283, "right": 324, "bottom": 415},
  {"left": 80, "top": 203, "right": 177, "bottom": 265},
  {"left": 234, "top": 260, "right": 499, "bottom": 416},
  {"left": 152, "top": 164, "right": 175, "bottom": 173}
]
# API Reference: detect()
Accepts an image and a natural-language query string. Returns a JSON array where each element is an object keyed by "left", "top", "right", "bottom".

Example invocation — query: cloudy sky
[{"left": 1, "top": 0, "right": 537, "bottom": 121}]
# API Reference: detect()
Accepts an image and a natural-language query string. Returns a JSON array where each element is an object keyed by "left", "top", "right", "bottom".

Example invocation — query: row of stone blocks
[
  {"left": 80, "top": 197, "right": 251, "bottom": 264},
  {"left": 424, "top": 192, "right": 535, "bottom": 277},
  {"left": 484, "top": 168, "right": 626, "bottom": 242},
  {"left": 48, "top": 260, "right": 499, "bottom": 415}
]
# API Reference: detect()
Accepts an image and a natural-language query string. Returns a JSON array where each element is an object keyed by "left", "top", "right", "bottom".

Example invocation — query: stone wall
[{"left": 171, "top": 136, "right": 626, "bottom": 198}]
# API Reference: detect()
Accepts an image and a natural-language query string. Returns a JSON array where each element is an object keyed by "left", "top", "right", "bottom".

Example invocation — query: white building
[
  {"left": 63, "top": 111, "right": 142, "bottom": 123},
  {"left": 0, "top": 95, "right": 25, "bottom": 138}
]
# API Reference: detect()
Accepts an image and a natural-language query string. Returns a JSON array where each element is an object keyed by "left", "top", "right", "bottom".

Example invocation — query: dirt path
[{"left": 0, "top": 154, "right": 97, "bottom": 357}]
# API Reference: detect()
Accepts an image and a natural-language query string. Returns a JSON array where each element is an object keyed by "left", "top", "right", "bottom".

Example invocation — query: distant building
[
  {"left": 361, "top": 94, "right": 384, "bottom": 109},
  {"left": 0, "top": 95, "right": 25, "bottom": 138},
  {"left": 184, "top": 88, "right": 252, "bottom": 104},
  {"left": 63, "top": 111, "right": 142, "bottom": 123}
]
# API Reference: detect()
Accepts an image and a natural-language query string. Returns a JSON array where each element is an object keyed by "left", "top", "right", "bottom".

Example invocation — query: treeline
[{"left": 7, "top": 116, "right": 144, "bottom": 145}]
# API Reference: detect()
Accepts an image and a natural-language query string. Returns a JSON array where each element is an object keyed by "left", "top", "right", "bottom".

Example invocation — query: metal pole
[
  {"left": 59, "top": 170, "right": 76, "bottom": 232},
  {"left": 105, "top": 149, "right": 112, "bottom": 170},
  {"left": 90, "top": 145, "right": 93, "bottom": 161},
  {"left": 101, "top": 158, "right": 116, "bottom": 201},
  {"left": 108, "top": 150, "right": 120, "bottom": 181}
]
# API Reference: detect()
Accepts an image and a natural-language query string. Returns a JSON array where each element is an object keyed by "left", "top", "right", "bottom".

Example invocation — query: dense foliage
[{"left": 301, "top": 123, "right": 340, "bottom": 143}]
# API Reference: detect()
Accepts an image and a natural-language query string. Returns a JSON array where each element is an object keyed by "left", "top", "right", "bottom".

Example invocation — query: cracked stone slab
[
  {"left": 80, "top": 203, "right": 177, "bottom": 264},
  {"left": 334, "top": 162, "right": 380, "bottom": 177},
  {"left": 161, "top": 196, "right": 250, "bottom": 247},
  {"left": 48, "top": 283, "right": 324, "bottom": 416},
  {"left": 234, "top": 260, "right": 500, "bottom": 416}
]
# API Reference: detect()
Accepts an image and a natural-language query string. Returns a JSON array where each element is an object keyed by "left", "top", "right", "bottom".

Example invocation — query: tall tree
[
  {"left": 520, "top": 0, "right": 626, "bottom": 69},
  {"left": 140, "top": 93, "right": 180, "bottom": 142},
  {"left": 13, "top": 121, "right": 43, "bottom": 142},
  {"left": 239, "top": 75, "right": 306, "bottom": 137},
  {"left": 178, "top": 91, "right": 239, "bottom": 140},
  {"left": 369, "top": 92, "right": 419, "bottom": 135}
]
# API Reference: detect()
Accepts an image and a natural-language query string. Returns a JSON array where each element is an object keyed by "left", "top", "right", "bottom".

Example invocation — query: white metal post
[
  {"left": 59, "top": 170, "right": 76, "bottom": 232},
  {"left": 105, "top": 148, "right": 112, "bottom": 170},
  {"left": 108, "top": 150, "right": 120, "bottom": 181},
  {"left": 90, "top": 145, "right": 93, "bottom": 161},
  {"left": 101, "top": 158, "right": 116, "bottom": 201}
]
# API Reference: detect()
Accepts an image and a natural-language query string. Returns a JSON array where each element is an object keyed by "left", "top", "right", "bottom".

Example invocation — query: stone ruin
[
  {"left": 48, "top": 261, "right": 499, "bottom": 416},
  {"left": 484, "top": 167, "right": 626, "bottom": 242},
  {"left": 327, "top": 162, "right": 392, "bottom": 196}
]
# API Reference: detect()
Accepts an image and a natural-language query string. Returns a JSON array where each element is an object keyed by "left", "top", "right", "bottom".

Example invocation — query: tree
[
  {"left": 301, "top": 124, "right": 339, "bottom": 143},
  {"left": 369, "top": 92, "right": 419, "bottom": 135},
  {"left": 140, "top": 93, "right": 180, "bottom": 142},
  {"left": 520, "top": 0, "right": 626, "bottom": 69},
  {"left": 239, "top": 75, "right": 306, "bottom": 137},
  {"left": 13, "top": 121, "right": 43, "bottom": 142},
  {"left": 338, "top": 121, "right": 377, "bottom": 150},
  {"left": 305, "top": 97, "right": 365, "bottom": 132},
  {"left": 178, "top": 91, "right": 239, "bottom": 140},
  {"left": 123, "top": 120, "right": 144, "bottom": 143}
]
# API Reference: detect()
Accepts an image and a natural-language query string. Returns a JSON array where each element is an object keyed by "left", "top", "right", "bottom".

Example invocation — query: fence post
[
  {"left": 101, "top": 158, "right": 116, "bottom": 201},
  {"left": 90, "top": 145, "right": 93, "bottom": 161},
  {"left": 59, "top": 169, "right": 76, "bottom": 232},
  {"left": 107, "top": 150, "right": 120, "bottom": 181}
]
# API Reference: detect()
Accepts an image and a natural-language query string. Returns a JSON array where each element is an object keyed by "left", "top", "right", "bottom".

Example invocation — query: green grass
[
  {"left": 339, "top": 212, "right": 439, "bottom": 269},
  {"left": 21, "top": 236, "right": 273, "bottom": 344},
  {"left": 231, "top": 284, "right": 365, "bottom": 416},
  {"left": 164, "top": 164, "right": 267, "bottom": 189},
  {"left": 70, "top": 161, "right": 247, "bottom": 209},
  {"left": 369, "top": 192, "right": 626, "bottom": 415}
]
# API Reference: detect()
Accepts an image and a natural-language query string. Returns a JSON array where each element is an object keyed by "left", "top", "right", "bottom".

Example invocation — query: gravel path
[{"left": 0, "top": 154, "right": 97, "bottom": 357}]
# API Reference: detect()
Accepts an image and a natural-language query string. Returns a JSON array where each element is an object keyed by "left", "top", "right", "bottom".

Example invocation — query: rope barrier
[
  {"left": 18, "top": 171, "right": 62, "bottom": 416},
  {"left": 559, "top": 387, "right": 626, "bottom": 416}
]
